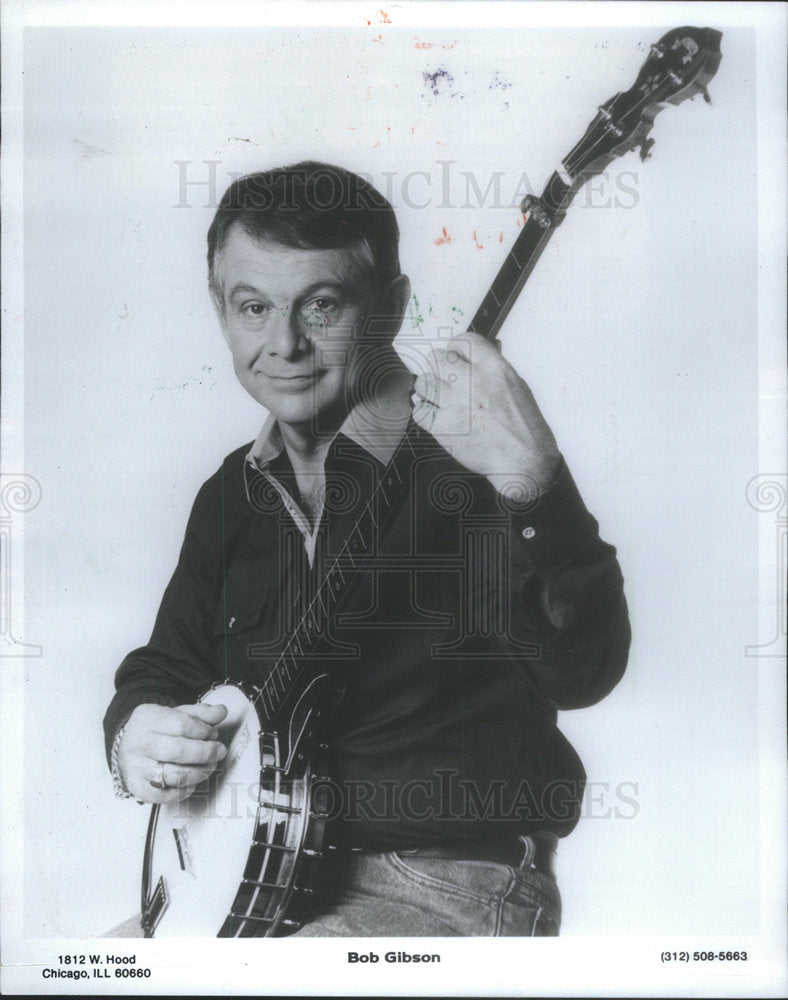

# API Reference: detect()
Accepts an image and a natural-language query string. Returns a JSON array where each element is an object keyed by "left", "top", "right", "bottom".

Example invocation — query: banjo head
[{"left": 141, "top": 683, "right": 308, "bottom": 937}]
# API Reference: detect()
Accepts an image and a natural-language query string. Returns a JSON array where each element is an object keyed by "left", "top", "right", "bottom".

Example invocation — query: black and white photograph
[{"left": 1, "top": 0, "right": 786, "bottom": 995}]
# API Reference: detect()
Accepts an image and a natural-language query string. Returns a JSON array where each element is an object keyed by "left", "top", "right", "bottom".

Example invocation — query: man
[{"left": 104, "top": 161, "right": 629, "bottom": 937}]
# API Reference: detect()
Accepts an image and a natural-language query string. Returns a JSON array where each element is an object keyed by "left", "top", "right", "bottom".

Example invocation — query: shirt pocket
[
  {"left": 212, "top": 572, "right": 284, "bottom": 684},
  {"left": 213, "top": 580, "right": 271, "bottom": 637}
]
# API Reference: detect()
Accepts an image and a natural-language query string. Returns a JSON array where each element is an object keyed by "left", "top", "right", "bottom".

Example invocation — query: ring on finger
[{"left": 149, "top": 761, "right": 167, "bottom": 790}]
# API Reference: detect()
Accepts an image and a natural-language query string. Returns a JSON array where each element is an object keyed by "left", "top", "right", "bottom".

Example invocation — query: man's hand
[
  {"left": 411, "top": 332, "right": 562, "bottom": 502},
  {"left": 116, "top": 702, "right": 228, "bottom": 804}
]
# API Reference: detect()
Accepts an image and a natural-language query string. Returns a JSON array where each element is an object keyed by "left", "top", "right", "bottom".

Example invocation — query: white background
[{"left": 2, "top": 1, "right": 786, "bottom": 996}]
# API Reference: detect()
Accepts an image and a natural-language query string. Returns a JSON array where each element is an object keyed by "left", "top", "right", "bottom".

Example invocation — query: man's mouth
[{"left": 262, "top": 371, "right": 321, "bottom": 389}]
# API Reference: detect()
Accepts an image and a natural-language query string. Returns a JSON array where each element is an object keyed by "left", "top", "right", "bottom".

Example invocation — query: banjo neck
[{"left": 467, "top": 170, "right": 575, "bottom": 342}]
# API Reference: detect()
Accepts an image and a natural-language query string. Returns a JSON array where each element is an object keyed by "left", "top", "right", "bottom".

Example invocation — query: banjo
[{"left": 141, "top": 26, "right": 722, "bottom": 937}]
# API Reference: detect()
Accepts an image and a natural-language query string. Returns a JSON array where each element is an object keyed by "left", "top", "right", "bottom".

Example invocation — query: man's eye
[
  {"left": 300, "top": 298, "right": 337, "bottom": 328},
  {"left": 242, "top": 302, "right": 268, "bottom": 317},
  {"left": 309, "top": 297, "right": 336, "bottom": 312}
]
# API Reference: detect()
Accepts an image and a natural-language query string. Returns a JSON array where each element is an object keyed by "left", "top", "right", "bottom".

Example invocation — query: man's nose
[{"left": 266, "top": 307, "right": 309, "bottom": 359}]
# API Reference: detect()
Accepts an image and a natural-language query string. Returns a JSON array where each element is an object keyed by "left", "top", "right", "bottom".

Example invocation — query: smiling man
[
  {"left": 103, "top": 162, "right": 630, "bottom": 937},
  {"left": 212, "top": 226, "right": 411, "bottom": 523}
]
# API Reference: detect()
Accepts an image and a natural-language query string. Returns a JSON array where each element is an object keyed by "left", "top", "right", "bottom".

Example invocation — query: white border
[{"left": 2, "top": 2, "right": 785, "bottom": 996}]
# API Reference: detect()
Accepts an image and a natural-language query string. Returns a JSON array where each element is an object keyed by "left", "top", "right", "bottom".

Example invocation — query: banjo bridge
[{"left": 172, "top": 826, "right": 194, "bottom": 875}]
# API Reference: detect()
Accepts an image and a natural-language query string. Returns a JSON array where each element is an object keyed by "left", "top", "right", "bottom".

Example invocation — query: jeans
[{"left": 292, "top": 846, "right": 561, "bottom": 937}]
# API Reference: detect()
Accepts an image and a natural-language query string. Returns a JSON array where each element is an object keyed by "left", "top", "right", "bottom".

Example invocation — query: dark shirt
[{"left": 103, "top": 421, "right": 630, "bottom": 849}]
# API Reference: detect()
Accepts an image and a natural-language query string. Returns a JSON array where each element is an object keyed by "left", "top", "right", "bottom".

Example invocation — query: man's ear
[{"left": 373, "top": 274, "right": 412, "bottom": 341}]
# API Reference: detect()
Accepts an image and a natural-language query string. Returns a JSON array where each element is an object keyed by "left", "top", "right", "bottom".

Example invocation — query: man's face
[{"left": 214, "top": 225, "right": 378, "bottom": 437}]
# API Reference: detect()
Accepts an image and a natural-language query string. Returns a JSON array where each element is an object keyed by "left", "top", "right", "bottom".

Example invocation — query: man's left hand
[{"left": 411, "top": 331, "right": 561, "bottom": 501}]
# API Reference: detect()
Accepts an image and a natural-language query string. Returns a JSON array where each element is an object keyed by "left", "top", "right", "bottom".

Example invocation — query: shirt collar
[{"left": 246, "top": 368, "right": 413, "bottom": 472}]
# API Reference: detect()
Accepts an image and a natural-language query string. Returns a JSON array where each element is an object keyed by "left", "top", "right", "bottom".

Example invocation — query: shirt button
[{"left": 522, "top": 526, "right": 536, "bottom": 539}]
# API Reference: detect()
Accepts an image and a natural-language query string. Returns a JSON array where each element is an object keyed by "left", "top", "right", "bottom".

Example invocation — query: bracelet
[{"left": 110, "top": 723, "right": 144, "bottom": 804}]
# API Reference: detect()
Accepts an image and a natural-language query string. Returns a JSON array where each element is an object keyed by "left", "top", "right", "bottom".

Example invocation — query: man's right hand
[{"left": 116, "top": 702, "right": 228, "bottom": 804}]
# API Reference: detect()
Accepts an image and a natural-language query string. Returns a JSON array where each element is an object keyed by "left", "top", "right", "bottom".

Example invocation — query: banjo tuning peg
[{"left": 639, "top": 137, "right": 656, "bottom": 162}]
